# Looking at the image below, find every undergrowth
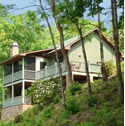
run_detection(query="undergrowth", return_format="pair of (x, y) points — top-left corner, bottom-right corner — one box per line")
(0, 74), (124, 126)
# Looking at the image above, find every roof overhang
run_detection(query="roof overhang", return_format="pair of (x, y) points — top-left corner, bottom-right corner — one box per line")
(0, 48), (54, 65)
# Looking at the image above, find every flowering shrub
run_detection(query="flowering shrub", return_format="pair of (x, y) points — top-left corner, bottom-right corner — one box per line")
(27, 80), (61, 105)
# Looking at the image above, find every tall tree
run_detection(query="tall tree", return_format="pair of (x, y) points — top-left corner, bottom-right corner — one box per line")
(54, 0), (92, 95)
(111, 0), (124, 101)
(52, 0), (73, 86)
(39, 0), (65, 111)
(97, 1), (108, 89)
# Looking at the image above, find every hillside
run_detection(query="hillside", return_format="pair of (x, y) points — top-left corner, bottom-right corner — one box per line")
(0, 74), (124, 126)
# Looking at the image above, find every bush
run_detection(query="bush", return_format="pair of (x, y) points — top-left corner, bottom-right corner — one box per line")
(40, 107), (52, 119)
(65, 95), (81, 114)
(53, 94), (61, 104)
(14, 114), (22, 123)
(27, 79), (61, 105)
(105, 60), (115, 76)
(68, 82), (82, 95)
(86, 95), (97, 107)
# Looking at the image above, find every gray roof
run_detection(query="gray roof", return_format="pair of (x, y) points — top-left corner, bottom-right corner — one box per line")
(47, 28), (96, 55)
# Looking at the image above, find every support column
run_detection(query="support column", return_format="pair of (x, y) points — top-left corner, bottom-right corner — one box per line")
(22, 57), (24, 79)
(2, 88), (4, 108)
(22, 57), (25, 104)
(22, 80), (25, 104)
(86, 76), (93, 82)
(66, 74), (69, 88)
(12, 85), (14, 106)
(88, 61), (90, 72)
(3, 66), (4, 85)
(90, 76), (94, 82)
(55, 62), (57, 74)
(12, 62), (14, 82)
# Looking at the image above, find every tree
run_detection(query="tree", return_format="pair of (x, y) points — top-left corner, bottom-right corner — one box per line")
(52, 0), (73, 86)
(39, 0), (65, 111)
(54, 0), (92, 95)
(97, 1), (108, 89)
(111, 0), (124, 101)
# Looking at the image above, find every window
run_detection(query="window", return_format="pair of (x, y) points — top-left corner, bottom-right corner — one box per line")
(55, 55), (63, 63)
(4, 63), (12, 76)
(40, 62), (46, 69)
(24, 57), (35, 71)
(14, 59), (22, 73)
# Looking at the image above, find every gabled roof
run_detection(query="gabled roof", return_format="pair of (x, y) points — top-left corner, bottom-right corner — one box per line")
(46, 27), (124, 59)
(0, 48), (54, 65)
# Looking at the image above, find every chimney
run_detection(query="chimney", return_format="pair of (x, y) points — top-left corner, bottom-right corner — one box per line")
(10, 42), (19, 57)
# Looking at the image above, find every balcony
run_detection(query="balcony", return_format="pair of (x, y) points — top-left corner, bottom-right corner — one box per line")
(3, 61), (101, 85)
(3, 96), (31, 108)
(3, 70), (35, 85)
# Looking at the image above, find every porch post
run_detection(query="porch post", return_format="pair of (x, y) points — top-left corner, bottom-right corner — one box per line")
(22, 57), (24, 79)
(45, 66), (47, 77)
(55, 62), (57, 74)
(12, 85), (14, 106)
(12, 62), (14, 82)
(2, 87), (4, 108)
(3, 66), (4, 85)
(22, 57), (25, 104)
(22, 80), (25, 104)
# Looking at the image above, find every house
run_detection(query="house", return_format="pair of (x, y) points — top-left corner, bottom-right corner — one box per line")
(0, 28), (123, 120)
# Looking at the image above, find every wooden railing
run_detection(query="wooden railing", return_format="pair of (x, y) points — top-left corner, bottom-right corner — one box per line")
(3, 96), (31, 108)
(3, 61), (101, 85)
(36, 62), (67, 80)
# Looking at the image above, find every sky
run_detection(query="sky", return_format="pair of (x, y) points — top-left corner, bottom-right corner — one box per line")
(0, 0), (123, 29)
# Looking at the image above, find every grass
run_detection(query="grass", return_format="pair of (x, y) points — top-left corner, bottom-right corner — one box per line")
(0, 74), (124, 126)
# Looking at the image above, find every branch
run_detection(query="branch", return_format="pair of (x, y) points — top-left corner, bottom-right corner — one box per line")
(9, 5), (40, 13)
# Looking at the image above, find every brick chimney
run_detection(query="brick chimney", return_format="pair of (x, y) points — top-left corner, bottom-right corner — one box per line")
(10, 42), (19, 57)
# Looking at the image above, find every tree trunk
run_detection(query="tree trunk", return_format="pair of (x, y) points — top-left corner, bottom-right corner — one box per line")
(76, 24), (91, 96)
(39, 0), (65, 111)
(97, 2), (108, 89)
(111, 0), (124, 101)
(52, 0), (73, 85)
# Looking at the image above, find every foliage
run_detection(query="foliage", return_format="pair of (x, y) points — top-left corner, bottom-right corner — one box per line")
(68, 82), (82, 95)
(40, 107), (52, 119)
(86, 95), (97, 107)
(65, 95), (82, 114)
(105, 60), (115, 76)
(120, 61), (124, 71)
(53, 94), (61, 104)
(27, 80), (61, 105)
(14, 114), (22, 124)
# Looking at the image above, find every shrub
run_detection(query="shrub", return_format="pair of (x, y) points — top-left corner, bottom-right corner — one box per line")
(14, 114), (22, 123)
(86, 95), (97, 107)
(53, 94), (61, 104)
(68, 82), (82, 95)
(36, 118), (45, 126)
(40, 107), (52, 119)
(105, 60), (115, 76)
(65, 95), (81, 114)
(27, 79), (61, 105)
(32, 105), (42, 115)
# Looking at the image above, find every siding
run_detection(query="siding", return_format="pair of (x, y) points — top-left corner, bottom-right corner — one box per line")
(69, 33), (116, 64)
